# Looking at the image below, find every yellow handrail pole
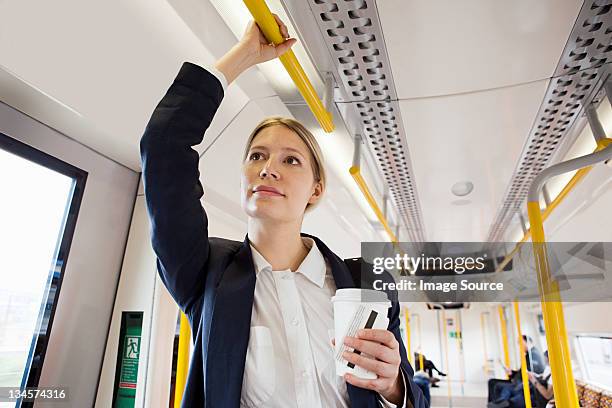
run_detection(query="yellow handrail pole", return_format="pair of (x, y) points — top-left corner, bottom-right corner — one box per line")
(349, 166), (398, 241)
(513, 301), (532, 408)
(528, 204), (578, 405)
(525, 138), (612, 407)
(419, 352), (424, 374)
(498, 305), (511, 378)
(404, 307), (411, 365)
(480, 312), (490, 374)
(496, 139), (612, 273)
(411, 313), (424, 370)
(243, 0), (334, 132)
(527, 202), (578, 408)
(414, 314), (424, 371)
(441, 309), (452, 402)
(174, 311), (191, 408)
(456, 310), (466, 391)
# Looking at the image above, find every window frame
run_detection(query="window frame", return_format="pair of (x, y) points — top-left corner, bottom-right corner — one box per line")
(575, 333), (612, 391)
(0, 131), (88, 392)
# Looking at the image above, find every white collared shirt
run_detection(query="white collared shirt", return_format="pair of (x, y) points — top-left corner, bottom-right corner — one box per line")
(240, 237), (404, 408)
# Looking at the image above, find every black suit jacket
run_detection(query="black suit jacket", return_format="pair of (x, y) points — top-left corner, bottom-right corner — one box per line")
(140, 62), (427, 408)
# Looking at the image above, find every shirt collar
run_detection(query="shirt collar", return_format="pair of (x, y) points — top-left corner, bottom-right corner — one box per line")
(249, 237), (327, 288)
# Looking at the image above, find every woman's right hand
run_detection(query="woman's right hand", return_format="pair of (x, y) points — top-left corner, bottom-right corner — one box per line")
(215, 15), (297, 85)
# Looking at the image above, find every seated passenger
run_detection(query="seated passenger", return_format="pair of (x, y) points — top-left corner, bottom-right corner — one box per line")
(414, 352), (446, 387)
(524, 336), (546, 375)
(412, 370), (431, 405)
(487, 336), (545, 407)
(529, 351), (553, 408)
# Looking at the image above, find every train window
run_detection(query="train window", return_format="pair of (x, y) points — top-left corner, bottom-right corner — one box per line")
(576, 334), (612, 389)
(0, 133), (86, 393)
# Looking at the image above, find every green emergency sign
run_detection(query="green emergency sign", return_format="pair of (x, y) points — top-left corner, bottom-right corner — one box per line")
(113, 312), (143, 408)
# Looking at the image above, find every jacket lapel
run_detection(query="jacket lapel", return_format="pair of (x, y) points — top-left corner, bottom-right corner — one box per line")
(205, 233), (380, 408)
(205, 235), (256, 408)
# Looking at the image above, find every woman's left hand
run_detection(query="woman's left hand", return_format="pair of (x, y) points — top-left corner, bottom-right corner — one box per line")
(342, 329), (404, 404)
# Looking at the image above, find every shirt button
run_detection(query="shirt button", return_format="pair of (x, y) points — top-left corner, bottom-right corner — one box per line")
(282, 274), (291, 280)
(302, 370), (310, 378)
(291, 318), (299, 326)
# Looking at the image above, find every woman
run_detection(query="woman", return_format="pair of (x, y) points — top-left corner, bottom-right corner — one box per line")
(140, 15), (425, 408)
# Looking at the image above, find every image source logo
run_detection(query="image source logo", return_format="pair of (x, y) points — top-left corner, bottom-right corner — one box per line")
(360, 242), (612, 303)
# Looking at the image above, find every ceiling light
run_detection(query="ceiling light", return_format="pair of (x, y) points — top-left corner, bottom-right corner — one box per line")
(451, 181), (474, 197)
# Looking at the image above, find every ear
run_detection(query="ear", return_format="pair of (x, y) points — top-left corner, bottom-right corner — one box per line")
(308, 181), (324, 205)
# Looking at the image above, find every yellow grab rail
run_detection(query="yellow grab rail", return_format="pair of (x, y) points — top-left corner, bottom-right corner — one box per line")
(350, 166), (398, 242)
(456, 310), (466, 386)
(174, 311), (191, 408)
(498, 305), (511, 378)
(404, 307), (411, 364)
(413, 313), (424, 371)
(480, 312), (490, 374)
(513, 301), (532, 408)
(441, 309), (452, 403)
(527, 202), (578, 408)
(496, 139), (612, 273)
(243, 0), (334, 132)
(524, 138), (612, 407)
(419, 353), (424, 373)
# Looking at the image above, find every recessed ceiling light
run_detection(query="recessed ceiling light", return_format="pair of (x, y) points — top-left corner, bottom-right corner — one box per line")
(451, 181), (474, 197)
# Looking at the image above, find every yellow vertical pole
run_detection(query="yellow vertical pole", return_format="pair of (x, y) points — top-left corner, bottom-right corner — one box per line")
(527, 201), (579, 408)
(413, 313), (424, 371)
(498, 305), (511, 378)
(174, 311), (191, 408)
(513, 301), (532, 408)
(404, 307), (411, 365)
(441, 310), (452, 403)
(456, 310), (465, 387)
(481, 312), (490, 374)
(419, 352), (424, 373)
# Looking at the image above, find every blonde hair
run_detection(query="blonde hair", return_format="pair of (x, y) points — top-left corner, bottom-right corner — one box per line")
(243, 117), (326, 211)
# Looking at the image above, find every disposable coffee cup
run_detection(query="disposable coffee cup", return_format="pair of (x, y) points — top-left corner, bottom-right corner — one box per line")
(332, 288), (391, 379)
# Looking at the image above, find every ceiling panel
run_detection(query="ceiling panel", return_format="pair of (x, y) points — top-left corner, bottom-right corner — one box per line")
(0, 0), (275, 171)
(399, 78), (549, 241)
(378, 0), (582, 98)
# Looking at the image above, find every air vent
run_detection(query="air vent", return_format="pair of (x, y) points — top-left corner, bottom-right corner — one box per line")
(308, 0), (426, 241)
(487, 0), (612, 243)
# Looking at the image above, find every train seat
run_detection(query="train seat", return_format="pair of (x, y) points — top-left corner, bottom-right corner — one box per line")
(579, 381), (604, 408)
(599, 390), (612, 408)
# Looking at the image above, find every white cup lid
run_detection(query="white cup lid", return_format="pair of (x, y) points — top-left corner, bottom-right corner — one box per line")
(332, 288), (389, 303)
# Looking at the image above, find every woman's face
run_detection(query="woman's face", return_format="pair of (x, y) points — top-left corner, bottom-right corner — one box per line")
(241, 125), (323, 223)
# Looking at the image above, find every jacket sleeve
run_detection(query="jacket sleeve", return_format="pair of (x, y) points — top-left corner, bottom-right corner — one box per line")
(140, 62), (224, 314)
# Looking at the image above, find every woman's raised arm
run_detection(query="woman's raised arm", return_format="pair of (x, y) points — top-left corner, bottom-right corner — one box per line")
(140, 62), (224, 314)
(139, 17), (295, 314)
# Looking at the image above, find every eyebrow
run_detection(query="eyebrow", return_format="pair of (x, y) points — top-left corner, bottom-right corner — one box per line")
(249, 145), (306, 157)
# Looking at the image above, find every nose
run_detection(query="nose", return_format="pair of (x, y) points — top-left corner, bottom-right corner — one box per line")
(259, 159), (280, 180)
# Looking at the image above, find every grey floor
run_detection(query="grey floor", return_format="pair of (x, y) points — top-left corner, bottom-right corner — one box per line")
(428, 380), (488, 407)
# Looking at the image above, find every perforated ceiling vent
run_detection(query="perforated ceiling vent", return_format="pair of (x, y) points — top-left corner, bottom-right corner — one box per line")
(308, 0), (426, 241)
(487, 0), (612, 243)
